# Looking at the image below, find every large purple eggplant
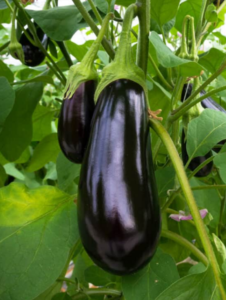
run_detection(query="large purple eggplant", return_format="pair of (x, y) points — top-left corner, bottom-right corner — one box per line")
(78, 79), (161, 275)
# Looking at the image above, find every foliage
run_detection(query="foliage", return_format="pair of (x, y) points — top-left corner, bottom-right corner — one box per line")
(1, 0), (226, 299)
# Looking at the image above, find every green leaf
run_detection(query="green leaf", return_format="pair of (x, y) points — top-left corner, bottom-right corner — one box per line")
(199, 48), (225, 73)
(56, 152), (81, 192)
(189, 178), (221, 228)
(0, 0), (12, 9)
(212, 234), (226, 272)
(205, 4), (218, 23)
(84, 265), (117, 287)
(0, 183), (79, 300)
(0, 77), (15, 130)
(33, 282), (62, 300)
(115, 0), (130, 6)
(52, 293), (72, 300)
(156, 267), (225, 300)
(0, 82), (43, 161)
(72, 252), (94, 288)
(214, 153), (226, 183)
(0, 61), (14, 82)
(187, 109), (226, 158)
(155, 166), (175, 198)
(175, 0), (202, 32)
(149, 32), (203, 76)
(65, 40), (94, 62)
(151, 0), (180, 26)
(26, 133), (60, 172)
(32, 104), (55, 141)
(0, 164), (7, 187)
(27, 3), (92, 41)
(122, 249), (179, 300)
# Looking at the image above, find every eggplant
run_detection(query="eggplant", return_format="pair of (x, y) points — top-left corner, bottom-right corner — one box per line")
(78, 79), (161, 275)
(19, 24), (48, 67)
(58, 80), (96, 164)
(181, 84), (213, 177)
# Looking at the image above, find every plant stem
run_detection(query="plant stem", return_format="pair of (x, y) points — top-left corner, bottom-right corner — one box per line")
(12, 0), (66, 85)
(186, 155), (215, 177)
(87, 0), (102, 24)
(136, 0), (150, 76)
(71, 288), (122, 299)
(72, 0), (115, 60)
(170, 84), (226, 122)
(196, 0), (208, 41)
(56, 41), (73, 67)
(161, 229), (208, 266)
(57, 277), (76, 284)
(149, 118), (226, 299)
(218, 192), (226, 237)
(169, 62), (226, 122)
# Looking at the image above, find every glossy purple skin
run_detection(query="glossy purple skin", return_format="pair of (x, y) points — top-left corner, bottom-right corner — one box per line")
(78, 79), (161, 275)
(58, 81), (96, 164)
(19, 26), (48, 67)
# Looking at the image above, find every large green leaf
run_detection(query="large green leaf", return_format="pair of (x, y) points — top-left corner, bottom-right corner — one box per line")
(156, 267), (225, 300)
(149, 32), (203, 76)
(65, 40), (94, 62)
(214, 153), (226, 183)
(26, 133), (60, 172)
(32, 104), (55, 141)
(0, 61), (14, 82)
(199, 48), (225, 73)
(0, 82), (43, 161)
(0, 77), (15, 130)
(84, 265), (118, 287)
(122, 249), (179, 300)
(0, 183), (79, 300)
(27, 2), (92, 41)
(33, 282), (62, 300)
(187, 109), (226, 158)
(151, 0), (180, 27)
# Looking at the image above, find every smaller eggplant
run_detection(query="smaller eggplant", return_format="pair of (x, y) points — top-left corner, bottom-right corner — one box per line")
(181, 84), (213, 177)
(19, 24), (48, 67)
(58, 81), (96, 164)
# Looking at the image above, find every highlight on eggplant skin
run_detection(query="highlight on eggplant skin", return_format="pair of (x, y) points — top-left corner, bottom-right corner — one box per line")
(78, 79), (161, 275)
(58, 81), (96, 164)
(19, 24), (48, 67)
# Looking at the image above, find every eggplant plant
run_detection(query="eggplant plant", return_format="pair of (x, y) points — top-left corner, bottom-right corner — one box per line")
(1, 0), (226, 299)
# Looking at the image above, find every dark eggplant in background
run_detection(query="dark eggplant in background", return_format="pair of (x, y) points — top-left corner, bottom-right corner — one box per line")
(78, 79), (161, 275)
(213, 0), (224, 5)
(181, 84), (213, 177)
(19, 24), (48, 67)
(58, 81), (96, 164)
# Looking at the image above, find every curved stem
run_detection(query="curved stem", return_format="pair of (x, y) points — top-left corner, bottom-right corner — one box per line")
(87, 0), (102, 24)
(56, 41), (73, 67)
(170, 85), (226, 122)
(136, 0), (150, 76)
(72, 288), (122, 300)
(161, 229), (208, 266)
(72, 0), (115, 60)
(150, 118), (226, 299)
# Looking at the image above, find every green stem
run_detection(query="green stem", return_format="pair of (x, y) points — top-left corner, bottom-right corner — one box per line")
(72, 288), (122, 300)
(149, 118), (226, 299)
(57, 277), (76, 285)
(87, 0), (102, 24)
(186, 155), (214, 177)
(161, 229), (208, 266)
(72, 0), (115, 59)
(43, 0), (52, 9)
(12, 0), (66, 85)
(192, 185), (226, 191)
(196, 0), (208, 41)
(219, 192), (226, 237)
(136, 0), (150, 76)
(56, 41), (73, 67)
(148, 54), (173, 90)
(170, 84), (226, 122)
